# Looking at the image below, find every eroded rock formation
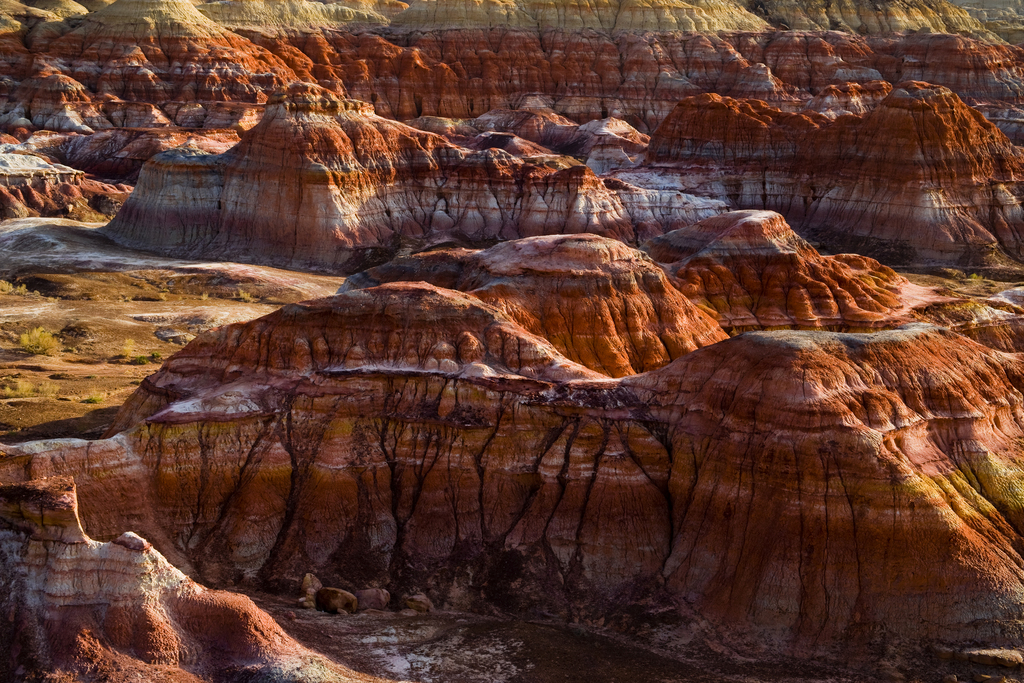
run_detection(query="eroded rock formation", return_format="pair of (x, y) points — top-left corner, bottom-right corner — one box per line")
(0, 476), (371, 682)
(103, 82), (722, 273)
(343, 234), (728, 376)
(3, 284), (1024, 658)
(643, 210), (912, 331)
(638, 82), (1024, 269)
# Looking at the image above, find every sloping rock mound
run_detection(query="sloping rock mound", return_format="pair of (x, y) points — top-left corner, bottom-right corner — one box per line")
(343, 234), (727, 376)
(4, 287), (1024, 657)
(103, 83), (722, 273)
(643, 210), (911, 331)
(641, 82), (1024, 269)
(0, 476), (371, 682)
(0, 145), (127, 219)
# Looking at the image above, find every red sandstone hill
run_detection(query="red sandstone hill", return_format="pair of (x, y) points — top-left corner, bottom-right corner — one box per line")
(643, 210), (912, 331)
(641, 82), (1024, 269)
(342, 233), (728, 376)
(102, 82), (722, 273)
(3, 284), (1024, 660)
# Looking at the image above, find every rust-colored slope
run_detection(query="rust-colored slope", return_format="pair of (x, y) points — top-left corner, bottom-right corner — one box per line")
(344, 234), (727, 376)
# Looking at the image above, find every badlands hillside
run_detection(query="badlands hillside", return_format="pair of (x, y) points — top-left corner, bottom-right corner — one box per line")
(6, 0), (1024, 680)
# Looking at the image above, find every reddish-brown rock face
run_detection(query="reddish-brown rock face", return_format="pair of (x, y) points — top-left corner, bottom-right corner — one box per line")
(103, 82), (722, 273)
(0, 477), (370, 682)
(641, 82), (1024, 268)
(643, 210), (911, 331)
(344, 234), (728, 376)
(5, 285), (1024, 658)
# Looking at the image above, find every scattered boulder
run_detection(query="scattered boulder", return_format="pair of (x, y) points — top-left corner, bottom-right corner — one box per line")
(301, 572), (323, 596)
(355, 588), (390, 611)
(942, 675), (957, 683)
(398, 608), (420, 617)
(405, 593), (434, 613)
(967, 650), (1023, 667)
(316, 587), (358, 614)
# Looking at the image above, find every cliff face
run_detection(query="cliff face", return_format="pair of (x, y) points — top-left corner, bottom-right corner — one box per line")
(643, 210), (911, 331)
(640, 82), (1024, 269)
(102, 82), (723, 273)
(5, 283), (1024, 657)
(0, 477), (371, 682)
(342, 234), (728, 376)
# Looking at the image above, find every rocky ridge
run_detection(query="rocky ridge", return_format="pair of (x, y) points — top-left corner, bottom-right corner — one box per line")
(637, 82), (1024, 270)
(3, 285), (1024, 660)
(643, 210), (913, 331)
(342, 233), (728, 376)
(102, 82), (722, 273)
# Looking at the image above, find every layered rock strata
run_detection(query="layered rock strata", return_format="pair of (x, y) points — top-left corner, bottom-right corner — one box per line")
(638, 82), (1024, 268)
(0, 145), (126, 218)
(0, 476), (371, 682)
(342, 234), (728, 376)
(103, 83), (723, 273)
(643, 210), (910, 331)
(4, 285), (1024, 657)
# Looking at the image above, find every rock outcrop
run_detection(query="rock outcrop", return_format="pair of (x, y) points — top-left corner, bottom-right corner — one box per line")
(5, 284), (1024, 657)
(643, 210), (911, 331)
(0, 476), (372, 682)
(343, 234), (728, 376)
(0, 144), (127, 218)
(639, 82), (1024, 269)
(103, 83), (723, 273)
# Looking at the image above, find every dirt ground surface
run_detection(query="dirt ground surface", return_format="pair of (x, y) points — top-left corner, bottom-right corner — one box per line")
(0, 218), (345, 442)
(250, 592), (868, 683)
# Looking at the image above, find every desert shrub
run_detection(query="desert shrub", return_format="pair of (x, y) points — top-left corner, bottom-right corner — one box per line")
(19, 328), (59, 356)
(120, 338), (136, 358)
(83, 394), (103, 404)
(237, 289), (255, 303)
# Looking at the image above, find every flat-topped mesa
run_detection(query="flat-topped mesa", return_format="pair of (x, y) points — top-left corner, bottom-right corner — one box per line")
(644, 210), (910, 331)
(642, 82), (1024, 269)
(0, 477), (365, 682)
(103, 83), (720, 273)
(343, 234), (728, 377)
(8, 322), (1024, 659)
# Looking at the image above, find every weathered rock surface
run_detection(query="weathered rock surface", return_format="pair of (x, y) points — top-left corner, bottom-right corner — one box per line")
(103, 82), (722, 273)
(643, 210), (913, 331)
(354, 588), (391, 610)
(4, 284), (1024, 657)
(316, 587), (358, 613)
(0, 144), (127, 218)
(639, 82), (1024, 269)
(0, 476), (373, 682)
(343, 234), (727, 376)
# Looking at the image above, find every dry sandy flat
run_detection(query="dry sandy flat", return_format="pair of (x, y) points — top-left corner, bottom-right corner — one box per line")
(0, 218), (345, 442)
